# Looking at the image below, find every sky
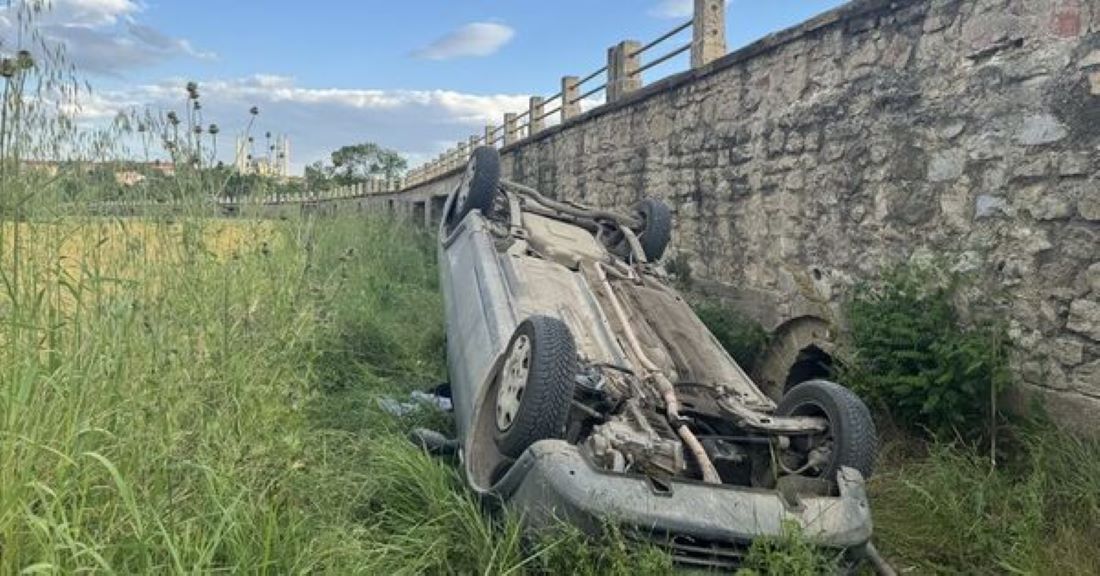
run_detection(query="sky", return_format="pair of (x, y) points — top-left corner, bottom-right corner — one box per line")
(13, 0), (848, 174)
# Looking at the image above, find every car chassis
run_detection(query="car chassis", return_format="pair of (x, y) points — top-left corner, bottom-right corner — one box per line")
(427, 147), (885, 570)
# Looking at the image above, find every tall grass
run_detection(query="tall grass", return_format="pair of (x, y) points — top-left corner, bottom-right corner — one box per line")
(871, 428), (1100, 575)
(0, 208), (679, 573)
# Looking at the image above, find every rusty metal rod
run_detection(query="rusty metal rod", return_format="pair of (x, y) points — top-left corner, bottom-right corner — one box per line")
(594, 262), (721, 484)
(631, 42), (692, 78)
(499, 179), (642, 228)
(577, 65), (608, 87)
(571, 82), (607, 105)
(536, 105), (563, 122)
(630, 20), (692, 57)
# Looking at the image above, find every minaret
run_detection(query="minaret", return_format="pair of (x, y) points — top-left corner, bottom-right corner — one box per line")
(234, 135), (247, 172)
(280, 136), (291, 177)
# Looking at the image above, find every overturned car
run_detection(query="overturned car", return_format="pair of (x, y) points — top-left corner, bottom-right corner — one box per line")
(428, 147), (879, 569)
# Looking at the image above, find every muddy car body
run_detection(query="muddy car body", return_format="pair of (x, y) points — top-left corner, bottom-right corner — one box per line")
(435, 147), (877, 568)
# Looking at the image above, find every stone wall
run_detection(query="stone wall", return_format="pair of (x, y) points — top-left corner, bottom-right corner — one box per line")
(405, 0), (1100, 433)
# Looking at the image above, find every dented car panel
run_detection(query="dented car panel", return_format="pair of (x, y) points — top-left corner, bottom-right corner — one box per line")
(496, 441), (873, 559)
(437, 147), (877, 568)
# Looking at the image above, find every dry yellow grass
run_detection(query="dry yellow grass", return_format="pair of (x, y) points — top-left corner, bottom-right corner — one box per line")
(0, 218), (281, 313)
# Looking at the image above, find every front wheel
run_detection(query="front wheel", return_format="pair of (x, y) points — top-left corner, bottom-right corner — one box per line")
(494, 316), (577, 458)
(776, 380), (877, 482)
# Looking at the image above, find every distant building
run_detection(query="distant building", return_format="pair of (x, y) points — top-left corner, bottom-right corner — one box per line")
(23, 160), (175, 185)
(235, 134), (291, 179)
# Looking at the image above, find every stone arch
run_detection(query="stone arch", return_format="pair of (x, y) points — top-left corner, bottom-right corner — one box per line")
(754, 315), (836, 401)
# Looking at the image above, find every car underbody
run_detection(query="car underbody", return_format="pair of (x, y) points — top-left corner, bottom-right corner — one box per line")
(433, 147), (884, 571)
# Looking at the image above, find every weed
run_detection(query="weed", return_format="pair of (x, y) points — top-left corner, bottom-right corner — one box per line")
(693, 299), (769, 371)
(841, 264), (1011, 442)
(871, 427), (1100, 575)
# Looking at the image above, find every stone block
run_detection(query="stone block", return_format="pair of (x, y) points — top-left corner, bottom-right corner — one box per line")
(1003, 383), (1100, 436)
(1081, 49), (1100, 69)
(1024, 184), (1077, 220)
(1059, 153), (1091, 176)
(1011, 155), (1050, 179)
(975, 194), (1009, 219)
(941, 183), (972, 229)
(1067, 299), (1100, 341)
(1032, 194), (1074, 220)
(1015, 113), (1068, 145)
(1052, 1), (1082, 38)
(928, 149), (966, 181)
(1050, 337), (1086, 367)
(1015, 226), (1054, 254)
(1073, 360), (1100, 397)
(1062, 226), (1099, 260)
(1085, 262), (1100, 293)
(940, 120), (966, 140)
(923, 0), (960, 33)
(1079, 190), (1100, 221)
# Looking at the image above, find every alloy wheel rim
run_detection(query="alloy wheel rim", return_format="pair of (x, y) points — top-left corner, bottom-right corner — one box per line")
(496, 334), (531, 431)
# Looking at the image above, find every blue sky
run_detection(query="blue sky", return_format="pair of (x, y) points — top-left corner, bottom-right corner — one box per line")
(27, 0), (847, 173)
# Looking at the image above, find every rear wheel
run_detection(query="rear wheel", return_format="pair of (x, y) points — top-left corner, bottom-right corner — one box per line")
(452, 146), (500, 223)
(776, 380), (876, 482)
(494, 316), (577, 458)
(633, 198), (672, 262)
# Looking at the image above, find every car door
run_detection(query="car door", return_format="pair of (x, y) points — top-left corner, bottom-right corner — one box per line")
(439, 202), (518, 440)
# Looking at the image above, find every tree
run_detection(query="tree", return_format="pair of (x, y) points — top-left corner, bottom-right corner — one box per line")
(328, 142), (407, 184)
(305, 160), (334, 192)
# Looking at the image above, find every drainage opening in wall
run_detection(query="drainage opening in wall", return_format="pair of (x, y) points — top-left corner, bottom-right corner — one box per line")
(785, 345), (834, 393)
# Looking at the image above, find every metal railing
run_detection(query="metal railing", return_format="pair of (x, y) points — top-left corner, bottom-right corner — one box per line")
(406, 0), (727, 187)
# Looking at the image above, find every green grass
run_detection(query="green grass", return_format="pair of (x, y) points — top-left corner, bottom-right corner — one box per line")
(0, 209), (679, 574)
(870, 428), (1100, 575)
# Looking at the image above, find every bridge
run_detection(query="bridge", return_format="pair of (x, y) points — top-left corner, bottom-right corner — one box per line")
(165, 0), (1097, 433)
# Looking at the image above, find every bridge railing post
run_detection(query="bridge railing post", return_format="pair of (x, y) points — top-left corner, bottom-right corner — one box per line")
(692, 0), (726, 68)
(608, 40), (642, 102)
(485, 125), (496, 148)
(529, 96), (545, 135)
(504, 113), (518, 147)
(456, 142), (468, 166)
(561, 76), (580, 122)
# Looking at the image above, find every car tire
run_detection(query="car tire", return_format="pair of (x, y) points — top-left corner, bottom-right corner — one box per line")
(494, 316), (577, 458)
(777, 380), (877, 481)
(634, 198), (672, 262)
(452, 146), (500, 223)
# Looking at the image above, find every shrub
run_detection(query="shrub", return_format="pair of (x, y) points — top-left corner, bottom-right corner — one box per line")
(841, 265), (1010, 440)
(694, 300), (769, 371)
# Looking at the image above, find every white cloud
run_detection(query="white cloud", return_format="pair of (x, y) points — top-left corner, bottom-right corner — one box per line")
(413, 22), (515, 60)
(648, 0), (731, 19)
(0, 0), (214, 75)
(51, 0), (138, 26)
(82, 75), (531, 173)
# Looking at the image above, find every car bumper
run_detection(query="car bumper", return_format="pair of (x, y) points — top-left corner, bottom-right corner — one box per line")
(491, 440), (872, 567)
